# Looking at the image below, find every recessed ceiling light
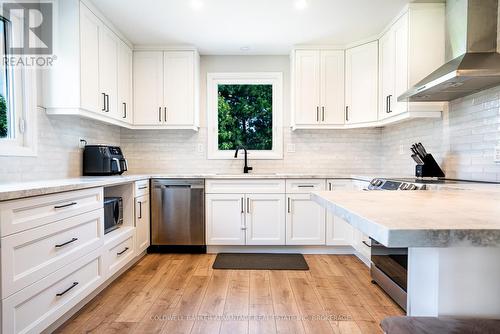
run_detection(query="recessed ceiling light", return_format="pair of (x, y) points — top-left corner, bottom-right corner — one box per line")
(294, 0), (308, 10)
(240, 46), (250, 52)
(190, 0), (204, 10)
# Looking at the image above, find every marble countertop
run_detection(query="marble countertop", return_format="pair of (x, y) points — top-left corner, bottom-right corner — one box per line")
(0, 173), (373, 201)
(311, 189), (500, 248)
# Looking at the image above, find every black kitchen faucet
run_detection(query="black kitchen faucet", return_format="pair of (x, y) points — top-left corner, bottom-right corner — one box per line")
(234, 146), (253, 173)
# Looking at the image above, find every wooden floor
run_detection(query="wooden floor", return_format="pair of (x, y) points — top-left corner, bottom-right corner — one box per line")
(55, 254), (404, 334)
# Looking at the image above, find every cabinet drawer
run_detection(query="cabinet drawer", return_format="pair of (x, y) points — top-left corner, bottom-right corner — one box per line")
(105, 230), (135, 277)
(206, 179), (285, 194)
(134, 180), (150, 197)
(286, 179), (326, 193)
(0, 187), (103, 237)
(1, 209), (104, 298)
(2, 249), (104, 334)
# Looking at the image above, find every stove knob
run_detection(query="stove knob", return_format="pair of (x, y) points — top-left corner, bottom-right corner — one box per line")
(376, 180), (384, 186)
(399, 183), (408, 190)
(409, 184), (417, 190)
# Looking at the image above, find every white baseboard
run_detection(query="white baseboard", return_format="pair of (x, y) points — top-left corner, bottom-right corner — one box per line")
(207, 245), (355, 254)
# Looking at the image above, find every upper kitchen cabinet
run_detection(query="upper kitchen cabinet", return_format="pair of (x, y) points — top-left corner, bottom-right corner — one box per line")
(44, 0), (134, 127)
(291, 49), (345, 129)
(133, 50), (200, 130)
(345, 41), (379, 125)
(117, 40), (133, 123)
(378, 3), (445, 122)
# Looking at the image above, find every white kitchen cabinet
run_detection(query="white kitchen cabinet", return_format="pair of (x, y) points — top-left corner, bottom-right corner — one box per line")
(353, 229), (371, 261)
(44, 0), (134, 128)
(292, 49), (344, 128)
(286, 193), (326, 245)
(133, 51), (164, 125)
(98, 23), (118, 118)
(206, 194), (246, 245)
(163, 51), (196, 125)
(378, 4), (445, 121)
(325, 180), (354, 246)
(133, 50), (199, 129)
(117, 40), (133, 123)
(245, 194), (286, 245)
(79, 2), (100, 114)
(345, 41), (379, 125)
(135, 194), (150, 254)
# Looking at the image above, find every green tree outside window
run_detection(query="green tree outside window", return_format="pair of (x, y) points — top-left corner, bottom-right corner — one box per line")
(218, 84), (273, 151)
(0, 95), (7, 138)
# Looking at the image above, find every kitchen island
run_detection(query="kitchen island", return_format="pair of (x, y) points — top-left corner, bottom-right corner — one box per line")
(312, 189), (500, 319)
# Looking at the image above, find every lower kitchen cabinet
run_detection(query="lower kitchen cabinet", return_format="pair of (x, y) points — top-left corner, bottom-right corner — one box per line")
(286, 193), (326, 245)
(206, 193), (286, 246)
(326, 179), (354, 246)
(206, 194), (245, 245)
(353, 230), (372, 261)
(246, 194), (286, 245)
(135, 194), (150, 254)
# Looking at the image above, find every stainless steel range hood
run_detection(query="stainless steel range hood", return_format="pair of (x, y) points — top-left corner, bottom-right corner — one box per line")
(399, 0), (500, 102)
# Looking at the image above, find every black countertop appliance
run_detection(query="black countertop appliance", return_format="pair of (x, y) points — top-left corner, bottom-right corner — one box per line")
(83, 145), (128, 176)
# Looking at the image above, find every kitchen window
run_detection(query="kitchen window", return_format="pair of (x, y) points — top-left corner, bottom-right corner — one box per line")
(0, 13), (37, 156)
(207, 72), (283, 159)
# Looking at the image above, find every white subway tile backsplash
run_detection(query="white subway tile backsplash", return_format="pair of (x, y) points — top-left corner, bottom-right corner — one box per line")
(1, 82), (500, 183)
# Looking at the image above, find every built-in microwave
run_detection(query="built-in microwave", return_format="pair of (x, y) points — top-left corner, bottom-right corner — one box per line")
(104, 197), (123, 234)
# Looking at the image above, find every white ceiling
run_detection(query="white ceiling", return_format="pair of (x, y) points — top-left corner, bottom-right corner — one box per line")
(91, 0), (412, 55)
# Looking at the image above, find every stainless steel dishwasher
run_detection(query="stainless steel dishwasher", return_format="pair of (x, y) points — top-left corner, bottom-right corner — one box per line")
(150, 179), (205, 253)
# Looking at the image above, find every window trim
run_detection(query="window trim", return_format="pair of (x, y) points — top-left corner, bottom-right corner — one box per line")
(0, 13), (37, 157)
(207, 72), (283, 160)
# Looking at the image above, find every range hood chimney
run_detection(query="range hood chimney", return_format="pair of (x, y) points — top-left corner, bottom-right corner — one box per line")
(399, 0), (500, 102)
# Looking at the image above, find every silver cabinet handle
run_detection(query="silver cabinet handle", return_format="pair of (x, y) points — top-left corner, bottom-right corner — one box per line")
(164, 107), (167, 123)
(328, 182), (332, 191)
(159, 107), (162, 122)
(316, 106), (319, 122)
(345, 106), (349, 122)
(123, 102), (127, 118)
(138, 201), (142, 219)
(298, 185), (315, 188)
(321, 106), (325, 121)
(55, 238), (78, 248)
(56, 282), (79, 297)
(287, 197), (291, 213)
(241, 197), (244, 213)
(138, 185), (147, 190)
(246, 197), (250, 213)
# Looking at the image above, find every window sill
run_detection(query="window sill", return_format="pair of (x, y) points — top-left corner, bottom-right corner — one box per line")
(207, 151), (283, 160)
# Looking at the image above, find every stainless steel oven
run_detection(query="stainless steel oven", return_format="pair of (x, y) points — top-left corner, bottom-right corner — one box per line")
(370, 238), (408, 311)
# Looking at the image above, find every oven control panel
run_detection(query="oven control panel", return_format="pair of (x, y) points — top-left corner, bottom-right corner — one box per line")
(368, 179), (426, 191)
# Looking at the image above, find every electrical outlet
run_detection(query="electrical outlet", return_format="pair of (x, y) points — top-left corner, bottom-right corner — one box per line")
(78, 138), (87, 149)
(399, 143), (405, 155)
(197, 143), (204, 153)
(287, 144), (296, 153)
(494, 146), (500, 163)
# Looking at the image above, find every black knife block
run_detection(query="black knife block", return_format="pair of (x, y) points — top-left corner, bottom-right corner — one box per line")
(415, 154), (445, 178)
